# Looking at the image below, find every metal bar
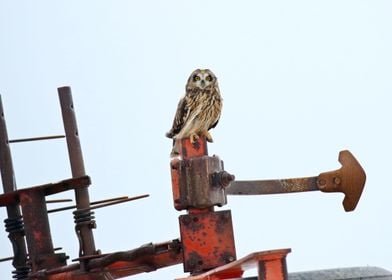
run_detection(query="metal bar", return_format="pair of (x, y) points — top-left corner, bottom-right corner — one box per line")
(0, 256), (13, 262)
(9, 135), (65, 143)
(0, 248), (63, 263)
(0, 95), (28, 270)
(46, 199), (73, 203)
(58, 86), (97, 258)
(19, 189), (61, 271)
(87, 239), (183, 276)
(226, 177), (318, 195)
(0, 176), (91, 207)
(36, 240), (182, 280)
(48, 196), (128, 213)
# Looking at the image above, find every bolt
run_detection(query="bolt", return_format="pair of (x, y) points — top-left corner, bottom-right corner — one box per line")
(213, 171), (235, 188)
(317, 178), (326, 187)
(89, 220), (97, 229)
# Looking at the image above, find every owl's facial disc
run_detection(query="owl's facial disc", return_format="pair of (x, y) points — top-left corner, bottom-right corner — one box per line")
(193, 71), (214, 89)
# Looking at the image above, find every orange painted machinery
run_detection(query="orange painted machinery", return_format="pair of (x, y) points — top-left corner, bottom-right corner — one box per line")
(0, 87), (366, 279)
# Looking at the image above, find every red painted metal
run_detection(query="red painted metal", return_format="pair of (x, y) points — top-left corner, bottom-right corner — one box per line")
(171, 138), (209, 210)
(170, 137), (231, 210)
(171, 137), (238, 276)
(177, 249), (291, 280)
(19, 189), (67, 271)
(179, 137), (208, 160)
(40, 240), (183, 280)
(171, 155), (228, 210)
(0, 177), (91, 274)
(0, 177), (91, 207)
(0, 87), (306, 280)
(179, 210), (236, 273)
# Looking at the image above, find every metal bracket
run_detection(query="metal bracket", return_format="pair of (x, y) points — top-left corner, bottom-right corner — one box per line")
(226, 150), (366, 212)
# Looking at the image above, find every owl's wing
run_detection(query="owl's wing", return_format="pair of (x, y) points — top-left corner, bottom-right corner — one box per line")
(166, 97), (189, 138)
(208, 86), (221, 131)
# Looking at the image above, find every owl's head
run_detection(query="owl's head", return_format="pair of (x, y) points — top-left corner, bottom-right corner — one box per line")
(186, 69), (217, 90)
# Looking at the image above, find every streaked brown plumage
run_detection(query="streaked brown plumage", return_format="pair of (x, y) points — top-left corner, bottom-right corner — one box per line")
(166, 69), (222, 156)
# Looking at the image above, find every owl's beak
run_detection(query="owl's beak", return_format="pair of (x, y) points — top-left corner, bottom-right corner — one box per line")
(200, 80), (206, 88)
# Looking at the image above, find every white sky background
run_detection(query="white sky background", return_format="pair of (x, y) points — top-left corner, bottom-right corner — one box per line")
(0, 1), (391, 279)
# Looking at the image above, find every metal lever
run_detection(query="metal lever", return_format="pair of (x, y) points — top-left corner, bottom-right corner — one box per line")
(317, 150), (366, 212)
(226, 150), (366, 212)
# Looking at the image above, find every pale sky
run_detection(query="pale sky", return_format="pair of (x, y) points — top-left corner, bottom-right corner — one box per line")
(1, 1), (392, 279)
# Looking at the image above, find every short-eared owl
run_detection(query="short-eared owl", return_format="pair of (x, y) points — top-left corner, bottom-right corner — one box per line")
(166, 69), (222, 155)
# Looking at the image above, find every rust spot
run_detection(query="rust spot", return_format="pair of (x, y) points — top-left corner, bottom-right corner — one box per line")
(186, 251), (203, 271)
(220, 251), (235, 264)
(193, 139), (201, 150)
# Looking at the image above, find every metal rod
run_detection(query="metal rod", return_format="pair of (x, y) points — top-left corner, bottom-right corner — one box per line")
(86, 194), (149, 211)
(0, 95), (28, 269)
(58, 86), (96, 259)
(90, 196), (129, 206)
(48, 196), (130, 213)
(46, 199), (73, 203)
(9, 135), (65, 143)
(0, 248), (63, 263)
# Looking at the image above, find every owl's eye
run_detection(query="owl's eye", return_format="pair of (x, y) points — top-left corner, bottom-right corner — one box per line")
(193, 75), (201, 81)
(205, 75), (213, 82)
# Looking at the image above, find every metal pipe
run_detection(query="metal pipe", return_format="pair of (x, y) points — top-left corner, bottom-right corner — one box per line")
(0, 95), (28, 270)
(58, 87), (97, 259)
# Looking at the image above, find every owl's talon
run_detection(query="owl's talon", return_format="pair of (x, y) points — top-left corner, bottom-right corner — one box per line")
(190, 134), (199, 144)
(205, 132), (213, 143)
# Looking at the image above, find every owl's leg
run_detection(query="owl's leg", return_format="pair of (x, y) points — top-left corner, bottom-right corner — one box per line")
(204, 131), (213, 143)
(189, 133), (199, 144)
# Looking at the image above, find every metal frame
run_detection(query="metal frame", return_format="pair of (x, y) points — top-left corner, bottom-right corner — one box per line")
(0, 87), (366, 280)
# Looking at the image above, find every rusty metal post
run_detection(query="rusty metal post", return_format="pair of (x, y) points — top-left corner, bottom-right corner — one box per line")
(171, 137), (236, 275)
(58, 87), (97, 260)
(0, 95), (29, 278)
(19, 189), (66, 271)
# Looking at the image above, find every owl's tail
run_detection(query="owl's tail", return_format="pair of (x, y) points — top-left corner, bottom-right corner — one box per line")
(166, 130), (175, 139)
